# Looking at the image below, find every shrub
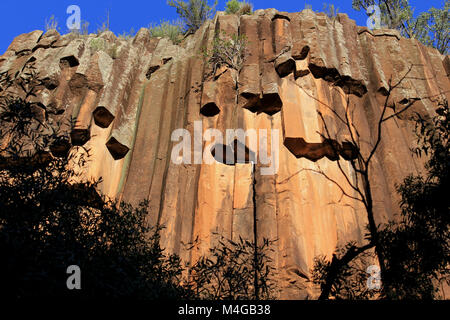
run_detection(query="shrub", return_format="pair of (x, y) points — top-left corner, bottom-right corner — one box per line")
(167, 0), (217, 34)
(188, 236), (277, 300)
(239, 1), (253, 15)
(96, 10), (110, 35)
(323, 3), (339, 20)
(89, 38), (119, 59)
(45, 15), (58, 32)
(203, 31), (247, 75)
(118, 28), (136, 41)
(225, 0), (241, 14)
(225, 0), (253, 15)
(0, 62), (277, 300)
(148, 20), (184, 44)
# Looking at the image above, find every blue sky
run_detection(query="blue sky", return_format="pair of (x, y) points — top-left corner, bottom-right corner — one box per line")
(0, 0), (445, 54)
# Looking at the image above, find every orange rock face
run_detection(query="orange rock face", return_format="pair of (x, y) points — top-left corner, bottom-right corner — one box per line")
(1, 9), (448, 299)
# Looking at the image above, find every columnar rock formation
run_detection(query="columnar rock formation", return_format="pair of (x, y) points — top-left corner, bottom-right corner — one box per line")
(1, 9), (448, 299)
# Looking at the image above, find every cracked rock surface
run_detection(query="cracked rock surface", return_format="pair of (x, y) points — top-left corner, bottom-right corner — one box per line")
(1, 9), (449, 299)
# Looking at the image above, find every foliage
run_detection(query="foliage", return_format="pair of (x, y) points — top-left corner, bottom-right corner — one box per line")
(188, 236), (277, 300)
(225, 0), (253, 15)
(323, 3), (339, 19)
(305, 63), (449, 299)
(240, 2), (253, 15)
(378, 99), (449, 299)
(203, 31), (247, 75)
(96, 10), (111, 35)
(0, 64), (276, 300)
(45, 15), (59, 32)
(410, 2), (449, 59)
(167, 0), (218, 34)
(312, 242), (379, 300)
(311, 96), (449, 300)
(0, 66), (189, 300)
(0, 63), (65, 161)
(81, 21), (90, 36)
(352, 0), (449, 54)
(226, 0), (241, 14)
(118, 28), (136, 41)
(90, 38), (119, 59)
(148, 20), (184, 44)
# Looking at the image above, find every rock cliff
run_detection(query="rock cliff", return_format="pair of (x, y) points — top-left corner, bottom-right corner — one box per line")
(1, 9), (448, 299)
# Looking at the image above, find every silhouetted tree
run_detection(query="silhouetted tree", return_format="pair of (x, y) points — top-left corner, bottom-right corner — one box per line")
(0, 65), (190, 300)
(0, 64), (276, 300)
(187, 236), (277, 300)
(309, 65), (449, 299)
(353, 0), (449, 54)
(378, 98), (449, 299)
(167, 0), (218, 35)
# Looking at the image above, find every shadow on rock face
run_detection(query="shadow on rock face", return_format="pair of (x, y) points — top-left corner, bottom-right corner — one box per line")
(210, 139), (256, 165)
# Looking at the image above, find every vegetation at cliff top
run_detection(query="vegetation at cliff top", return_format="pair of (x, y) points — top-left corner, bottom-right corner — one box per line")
(225, 0), (253, 15)
(148, 19), (184, 44)
(43, 0), (447, 54)
(167, 0), (218, 34)
(353, 0), (449, 54)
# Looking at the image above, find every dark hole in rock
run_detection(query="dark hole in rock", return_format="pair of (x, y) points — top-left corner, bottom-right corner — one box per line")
(339, 141), (359, 160)
(50, 139), (72, 158)
(399, 98), (410, 105)
(240, 91), (258, 100)
(322, 139), (341, 161)
(275, 58), (295, 78)
(70, 128), (90, 146)
(377, 86), (389, 96)
(241, 92), (261, 113)
(293, 45), (310, 60)
(42, 77), (59, 90)
(260, 92), (283, 115)
(308, 64), (340, 81)
(106, 137), (130, 160)
(162, 57), (172, 64)
(335, 76), (368, 97)
(309, 63), (367, 97)
(284, 137), (343, 162)
(60, 55), (79, 68)
(211, 143), (235, 165)
(241, 92), (282, 116)
(93, 106), (115, 128)
(231, 139), (256, 164)
(146, 65), (160, 79)
(294, 69), (310, 79)
(210, 139), (256, 165)
(272, 13), (291, 22)
(200, 102), (220, 117)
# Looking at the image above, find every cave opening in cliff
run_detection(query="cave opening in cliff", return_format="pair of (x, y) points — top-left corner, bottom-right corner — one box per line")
(93, 106), (115, 128)
(200, 102), (220, 117)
